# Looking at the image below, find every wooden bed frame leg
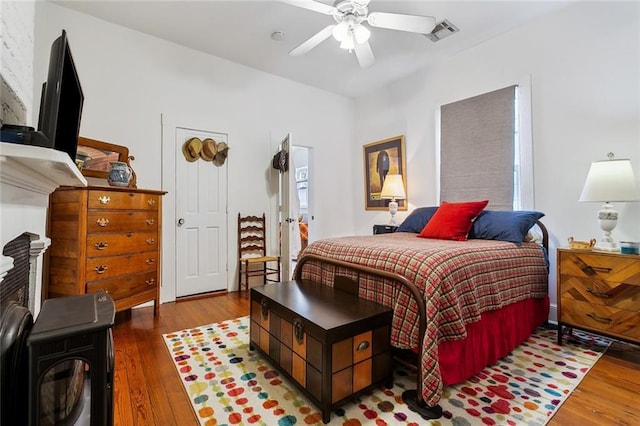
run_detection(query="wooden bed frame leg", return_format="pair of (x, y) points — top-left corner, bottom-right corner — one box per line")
(401, 390), (443, 419)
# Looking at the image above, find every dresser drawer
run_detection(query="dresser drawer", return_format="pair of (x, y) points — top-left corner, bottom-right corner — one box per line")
(558, 275), (640, 311)
(560, 298), (640, 340)
(86, 271), (158, 300)
(558, 251), (640, 284)
(88, 190), (160, 210)
(87, 231), (158, 256)
(86, 252), (158, 281)
(87, 211), (159, 233)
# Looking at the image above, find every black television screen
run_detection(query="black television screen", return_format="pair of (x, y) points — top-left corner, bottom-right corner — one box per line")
(37, 29), (84, 162)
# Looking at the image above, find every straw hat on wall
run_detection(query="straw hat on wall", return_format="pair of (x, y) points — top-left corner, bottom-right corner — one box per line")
(200, 138), (218, 161)
(213, 142), (229, 166)
(182, 137), (202, 162)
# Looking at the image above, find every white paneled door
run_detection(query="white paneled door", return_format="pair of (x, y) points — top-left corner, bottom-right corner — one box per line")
(175, 127), (228, 297)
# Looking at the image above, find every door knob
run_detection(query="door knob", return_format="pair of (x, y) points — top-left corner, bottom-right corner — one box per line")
(177, 218), (185, 226)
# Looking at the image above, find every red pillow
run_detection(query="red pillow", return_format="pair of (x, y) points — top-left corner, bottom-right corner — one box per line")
(418, 200), (489, 241)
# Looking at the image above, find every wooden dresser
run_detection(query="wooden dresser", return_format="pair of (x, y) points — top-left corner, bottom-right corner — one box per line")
(250, 280), (392, 424)
(47, 186), (166, 314)
(557, 248), (640, 345)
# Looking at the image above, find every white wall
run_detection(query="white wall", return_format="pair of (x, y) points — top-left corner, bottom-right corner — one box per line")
(353, 1), (640, 319)
(25, 1), (640, 313)
(34, 2), (356, 302)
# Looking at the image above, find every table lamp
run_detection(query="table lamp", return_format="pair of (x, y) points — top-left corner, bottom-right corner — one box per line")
(381, 174), (406, 225)
(579, 153), (640, 251)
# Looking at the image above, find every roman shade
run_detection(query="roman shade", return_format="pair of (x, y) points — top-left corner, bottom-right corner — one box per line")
(440, 85), (516, 210)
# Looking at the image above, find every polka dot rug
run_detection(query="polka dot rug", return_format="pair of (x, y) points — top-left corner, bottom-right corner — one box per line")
(163, 317), (609, 426)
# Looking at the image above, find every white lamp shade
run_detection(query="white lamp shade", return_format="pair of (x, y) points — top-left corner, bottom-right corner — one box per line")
(353, 23), (371, 44)
(381, 174), (406, 200)
(579, 159), (640, 202)
(332, 21), (349, 41)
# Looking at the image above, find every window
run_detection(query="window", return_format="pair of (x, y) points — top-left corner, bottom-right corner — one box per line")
(438, 82), (533, 210)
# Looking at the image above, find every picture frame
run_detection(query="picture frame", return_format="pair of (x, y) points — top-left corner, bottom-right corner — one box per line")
(363, 135), (407, 210)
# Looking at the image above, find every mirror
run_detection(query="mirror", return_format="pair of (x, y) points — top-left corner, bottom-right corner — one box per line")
(76, 136), (136, 186)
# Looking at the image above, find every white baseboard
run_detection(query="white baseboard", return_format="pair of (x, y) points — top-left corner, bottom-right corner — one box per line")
(548, 303), (557, 324)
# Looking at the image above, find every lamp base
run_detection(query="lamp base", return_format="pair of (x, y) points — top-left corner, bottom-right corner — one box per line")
(594, 232), (619, 252)
(594, 206), (620, 252)
(388, 199), (398, 225)
(594, 241), (619, 252)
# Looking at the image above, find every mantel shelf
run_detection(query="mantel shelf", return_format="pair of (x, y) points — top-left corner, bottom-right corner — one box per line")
(0, 142), (87, 194)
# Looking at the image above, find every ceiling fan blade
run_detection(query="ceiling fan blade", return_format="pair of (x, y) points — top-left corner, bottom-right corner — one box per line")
(279, 0), (336, 15)
(289, 25), (335, 56)
(354, 40), (375, 68)
(367, 12), (436, 34)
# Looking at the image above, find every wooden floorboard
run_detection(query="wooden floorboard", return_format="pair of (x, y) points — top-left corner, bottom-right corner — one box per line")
(112, 292), (640, 426)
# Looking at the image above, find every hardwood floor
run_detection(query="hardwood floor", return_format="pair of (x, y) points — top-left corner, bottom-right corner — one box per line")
(112, 293), (640, 425)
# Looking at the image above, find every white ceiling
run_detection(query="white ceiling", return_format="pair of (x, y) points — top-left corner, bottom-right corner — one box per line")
(55, 0), (575, 98)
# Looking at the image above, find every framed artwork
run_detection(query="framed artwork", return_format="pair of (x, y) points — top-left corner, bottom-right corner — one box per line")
(363, 135), (407, 210)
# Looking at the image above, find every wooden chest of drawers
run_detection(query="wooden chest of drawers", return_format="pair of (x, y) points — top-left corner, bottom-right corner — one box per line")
(250, 280), (393, 424)
(47, 186), (166, 314)
(557, 248), (640, 344)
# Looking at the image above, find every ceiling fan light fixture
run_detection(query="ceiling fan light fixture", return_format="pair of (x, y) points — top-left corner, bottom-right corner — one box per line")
(353, 23), (370, 44)
(332, 21), (349, 41)
(339, 32), (355, 50)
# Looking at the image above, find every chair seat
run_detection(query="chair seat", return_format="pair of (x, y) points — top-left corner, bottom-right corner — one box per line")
(241, 256), (280, 264)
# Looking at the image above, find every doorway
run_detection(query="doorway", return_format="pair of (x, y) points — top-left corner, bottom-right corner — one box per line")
(174, 127), (228, 297)
(292, 146), (311, 261)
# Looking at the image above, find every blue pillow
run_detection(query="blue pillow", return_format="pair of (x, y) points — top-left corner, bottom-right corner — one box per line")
(469, 210), (545, 245)
(397, 206), (439, 233)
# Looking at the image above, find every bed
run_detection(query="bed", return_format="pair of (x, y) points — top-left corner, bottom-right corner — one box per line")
(293, 207), (549, 419)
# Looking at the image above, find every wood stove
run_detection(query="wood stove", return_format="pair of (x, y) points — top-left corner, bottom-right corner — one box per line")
(27, 293), (115, 426)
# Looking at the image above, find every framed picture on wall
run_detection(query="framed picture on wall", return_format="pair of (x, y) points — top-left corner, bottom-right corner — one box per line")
(363, 135), (407, 210)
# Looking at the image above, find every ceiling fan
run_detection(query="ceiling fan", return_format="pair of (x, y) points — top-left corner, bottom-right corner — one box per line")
(281, 0), (436, 68)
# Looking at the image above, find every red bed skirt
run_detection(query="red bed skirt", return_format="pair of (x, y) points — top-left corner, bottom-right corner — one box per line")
(438, 296), (550, 385)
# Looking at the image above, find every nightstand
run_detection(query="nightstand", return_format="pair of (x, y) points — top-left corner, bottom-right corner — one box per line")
(556, 248), (640, 345)
(373, 224), (398, 235)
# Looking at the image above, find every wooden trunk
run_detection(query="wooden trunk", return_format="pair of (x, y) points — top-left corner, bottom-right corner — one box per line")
(250, 280), (393, 424)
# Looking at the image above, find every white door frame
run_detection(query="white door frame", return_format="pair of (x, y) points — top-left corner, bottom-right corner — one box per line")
(160, 113), (229, 303)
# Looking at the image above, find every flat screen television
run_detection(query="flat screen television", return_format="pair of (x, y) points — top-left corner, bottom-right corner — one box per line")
(37, 29), (84, 162)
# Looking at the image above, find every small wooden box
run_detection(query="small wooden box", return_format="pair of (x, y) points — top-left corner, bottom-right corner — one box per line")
(250, 280), (393, 424)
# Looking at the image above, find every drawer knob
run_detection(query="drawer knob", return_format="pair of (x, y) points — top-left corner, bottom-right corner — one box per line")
(146, 238), (156, 245)
(95, 265), (108, 274)
(148, 199), (156, 206)
(586, 312), (613, 323)
(260, 299), (268, 319)
(98, 196), (110, 204)
(356, 340), (370, 352)
(97, 218), (110, 227)
(293, 318), (304, 345)
(146, 258), (155, 265)
(94, 241), (109, 250)
(146, 278), (156, 286)
(146, 219), (155, 225)
(586, 288), (611, 298)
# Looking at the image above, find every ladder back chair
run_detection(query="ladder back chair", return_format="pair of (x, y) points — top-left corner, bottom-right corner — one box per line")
(238, 213), (281, 292)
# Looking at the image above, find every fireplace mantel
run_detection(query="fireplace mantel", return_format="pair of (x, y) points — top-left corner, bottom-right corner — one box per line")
(1, 141), (87, 315)
(0, 142), (87, 194)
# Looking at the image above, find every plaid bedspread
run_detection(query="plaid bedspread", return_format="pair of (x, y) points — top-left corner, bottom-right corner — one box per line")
(295, 232), (548, 406)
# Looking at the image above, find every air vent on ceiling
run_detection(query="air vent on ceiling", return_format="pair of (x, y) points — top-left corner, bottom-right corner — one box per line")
(424, 19), (459, 42)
